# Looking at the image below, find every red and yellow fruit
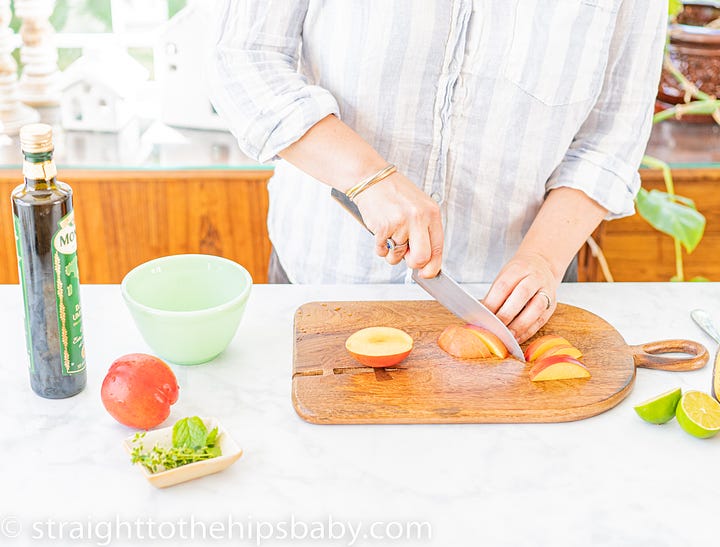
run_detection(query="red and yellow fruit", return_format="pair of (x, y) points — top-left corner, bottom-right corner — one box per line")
(529, 355), (591, 382)
(101, 353), (179, 429)
(523, 334), (571, 362)
(345, 327), (413, 368)
(465, 325), (510, 359)
(438, 324), (508, 359)
(438, 325), (493, 359)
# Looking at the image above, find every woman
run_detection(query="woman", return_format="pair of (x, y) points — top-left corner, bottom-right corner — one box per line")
(209, 1), (666, 342)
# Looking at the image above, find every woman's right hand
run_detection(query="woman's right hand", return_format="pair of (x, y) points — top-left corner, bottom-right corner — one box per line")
(353, 172), (444, 278)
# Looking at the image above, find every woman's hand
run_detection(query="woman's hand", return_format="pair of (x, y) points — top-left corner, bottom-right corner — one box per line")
(482, 252), (562, 344)
(354, 172), (444, 278)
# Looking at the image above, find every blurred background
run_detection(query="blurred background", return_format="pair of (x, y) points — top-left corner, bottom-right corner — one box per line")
(0, 1), (719, 286)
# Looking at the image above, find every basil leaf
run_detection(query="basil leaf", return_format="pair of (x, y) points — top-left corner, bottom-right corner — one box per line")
(172, 416), (208, 449)
(206, 426), (219, 447)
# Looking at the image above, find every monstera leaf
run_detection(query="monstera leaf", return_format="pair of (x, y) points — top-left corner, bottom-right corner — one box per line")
(636, 188), (706, 253)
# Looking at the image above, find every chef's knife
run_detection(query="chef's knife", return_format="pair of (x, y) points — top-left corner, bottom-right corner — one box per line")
(331, 188), (525, 361)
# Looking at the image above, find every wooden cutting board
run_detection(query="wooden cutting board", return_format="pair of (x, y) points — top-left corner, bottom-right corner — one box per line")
(292, 301), (708, 424)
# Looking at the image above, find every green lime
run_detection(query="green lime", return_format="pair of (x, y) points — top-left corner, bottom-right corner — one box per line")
(634, 388), (682, 424)
(676, 391), (720, 439)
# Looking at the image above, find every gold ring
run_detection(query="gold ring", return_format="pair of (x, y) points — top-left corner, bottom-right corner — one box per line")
(538, 290), (552, 310)
(386, 238), (409, 251)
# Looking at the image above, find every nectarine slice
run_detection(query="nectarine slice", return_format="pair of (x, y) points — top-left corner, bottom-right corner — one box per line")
(524, 334), (572, 362)
(438, 325), (492, 359)
(345, 327), (413, 368)
(529, 355), (591, 382)
(465, 325), (509, 359)
(536, 344), (583, 361)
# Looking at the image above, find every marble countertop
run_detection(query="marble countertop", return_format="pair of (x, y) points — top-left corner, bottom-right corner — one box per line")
(2, 283), (720, 547)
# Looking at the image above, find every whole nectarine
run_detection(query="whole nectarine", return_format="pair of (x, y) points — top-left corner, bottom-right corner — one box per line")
(101, 353), (179, 429)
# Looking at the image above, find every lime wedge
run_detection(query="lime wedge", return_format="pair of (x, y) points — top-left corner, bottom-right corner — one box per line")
(634, 388), (682, 424)
(676, 391), (720, 439)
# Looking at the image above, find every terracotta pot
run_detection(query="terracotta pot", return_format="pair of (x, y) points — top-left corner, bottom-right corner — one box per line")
(658, 2), (720, 123)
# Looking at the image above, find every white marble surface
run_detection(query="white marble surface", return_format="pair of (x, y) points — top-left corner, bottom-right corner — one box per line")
(2, 283), (720, 547)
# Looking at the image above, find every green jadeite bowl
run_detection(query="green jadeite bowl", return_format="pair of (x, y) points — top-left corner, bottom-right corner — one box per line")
(121, 254), (252, 365)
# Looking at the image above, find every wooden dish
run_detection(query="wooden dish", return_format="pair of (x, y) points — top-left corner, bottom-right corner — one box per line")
(122, 417), (243, 489)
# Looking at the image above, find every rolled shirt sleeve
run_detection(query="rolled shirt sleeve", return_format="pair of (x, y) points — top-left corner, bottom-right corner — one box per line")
(546, 1), (667, 220)
(207, 0), (340, 162)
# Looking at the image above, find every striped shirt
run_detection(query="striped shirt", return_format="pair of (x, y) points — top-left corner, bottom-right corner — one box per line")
(209, 0), (666, 284)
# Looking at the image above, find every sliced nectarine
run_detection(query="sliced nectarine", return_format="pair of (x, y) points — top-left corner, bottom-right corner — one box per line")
(536, 344), (583, 361)
(438, 325), (492, 359)
(345, 327), (413, 368)
(524, 334), (572, 362)
(529, 355), (591, 382)
(465, 324), (509, 359)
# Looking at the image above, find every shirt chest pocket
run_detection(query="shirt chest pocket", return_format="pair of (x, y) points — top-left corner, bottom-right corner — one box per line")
(503, 0), (619, 106)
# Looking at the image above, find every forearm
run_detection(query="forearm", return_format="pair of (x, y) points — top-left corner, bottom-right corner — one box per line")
(517, 187), (608, 280)
(278, 113), (443, 277)
(279, 114), (388, 193)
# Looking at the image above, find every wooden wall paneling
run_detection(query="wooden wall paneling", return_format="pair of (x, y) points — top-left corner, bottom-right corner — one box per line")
(2, 165), (718, 284)
(0, 170), (273, 284)
(0, 176), (20, 284)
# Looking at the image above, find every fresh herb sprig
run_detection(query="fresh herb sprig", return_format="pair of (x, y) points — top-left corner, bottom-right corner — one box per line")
(130, 416), (222, 474)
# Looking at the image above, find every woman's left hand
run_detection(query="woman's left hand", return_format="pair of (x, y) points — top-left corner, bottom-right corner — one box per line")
(482, 252), (563, 344)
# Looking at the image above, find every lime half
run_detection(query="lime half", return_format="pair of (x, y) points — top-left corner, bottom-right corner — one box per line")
(676, 391), (720, 439)
(634, 388), (682, 424)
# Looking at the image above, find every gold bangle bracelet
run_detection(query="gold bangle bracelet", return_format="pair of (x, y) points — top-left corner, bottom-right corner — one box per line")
(346, 164), (397, 202)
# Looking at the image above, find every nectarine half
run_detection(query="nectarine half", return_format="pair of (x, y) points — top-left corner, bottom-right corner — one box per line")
(345, 327), (413, 368)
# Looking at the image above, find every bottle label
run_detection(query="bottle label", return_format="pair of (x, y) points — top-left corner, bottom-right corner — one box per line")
(51, 211), (86, 375)
(22, 160), (57, 181)
(13, 214), (35, 373)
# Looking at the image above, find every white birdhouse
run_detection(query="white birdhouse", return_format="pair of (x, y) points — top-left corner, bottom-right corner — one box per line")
(154, 2), (228, 131)
(60, 48), (148, 132)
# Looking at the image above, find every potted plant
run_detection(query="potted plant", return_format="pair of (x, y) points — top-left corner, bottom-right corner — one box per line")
(631, 0), (716, 282)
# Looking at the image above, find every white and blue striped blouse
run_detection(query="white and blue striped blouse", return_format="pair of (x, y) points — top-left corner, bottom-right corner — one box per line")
(209, 0), (667, 283)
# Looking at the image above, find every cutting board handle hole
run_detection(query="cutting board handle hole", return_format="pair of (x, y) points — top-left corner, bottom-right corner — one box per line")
(630, 339), (709, 371)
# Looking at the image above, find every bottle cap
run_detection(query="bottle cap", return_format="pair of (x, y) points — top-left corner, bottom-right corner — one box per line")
(20, 123), (54, 154)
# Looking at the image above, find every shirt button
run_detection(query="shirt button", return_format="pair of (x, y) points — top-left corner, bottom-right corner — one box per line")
(431, 192), (442, 203)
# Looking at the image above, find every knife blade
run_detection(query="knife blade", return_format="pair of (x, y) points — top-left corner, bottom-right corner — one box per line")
(330, 188), (525, 361)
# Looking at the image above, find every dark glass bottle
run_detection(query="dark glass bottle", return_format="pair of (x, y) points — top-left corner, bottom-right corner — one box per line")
(12, 124), (87, 398)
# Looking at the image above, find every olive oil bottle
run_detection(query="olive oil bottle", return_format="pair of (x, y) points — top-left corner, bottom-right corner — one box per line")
(12, 124), (86, 398)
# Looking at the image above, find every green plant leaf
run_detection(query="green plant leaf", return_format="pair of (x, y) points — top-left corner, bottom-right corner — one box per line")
(172, 417), (208, 450)
(691, 276), (710, 282)
(668, 0), (683, 17)
(206, 426), (219, 446)
(669, 194), (697, 209)
(636, 189), (706, 253)
(49, 0), (70, 32)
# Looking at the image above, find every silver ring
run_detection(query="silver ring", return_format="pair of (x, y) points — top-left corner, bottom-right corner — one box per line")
(538, 290), (552, 310)
(386, 238), (409, 251)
